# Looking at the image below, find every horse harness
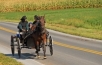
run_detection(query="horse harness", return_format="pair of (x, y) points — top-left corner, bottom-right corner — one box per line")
(34, 20), (46, 35)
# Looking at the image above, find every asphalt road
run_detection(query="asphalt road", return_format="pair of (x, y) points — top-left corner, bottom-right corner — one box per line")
(0, 22), (102, 65)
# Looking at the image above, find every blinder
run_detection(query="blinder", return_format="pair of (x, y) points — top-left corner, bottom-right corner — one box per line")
(35, 20), (45, 34)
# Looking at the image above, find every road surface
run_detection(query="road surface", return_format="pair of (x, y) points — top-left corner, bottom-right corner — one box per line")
(0, 22), (102, 65)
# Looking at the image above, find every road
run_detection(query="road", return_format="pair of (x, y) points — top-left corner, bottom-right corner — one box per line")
(0, 22), (102, 65)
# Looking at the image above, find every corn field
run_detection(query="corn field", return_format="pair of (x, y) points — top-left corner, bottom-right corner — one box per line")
(0, 0), (102, 12)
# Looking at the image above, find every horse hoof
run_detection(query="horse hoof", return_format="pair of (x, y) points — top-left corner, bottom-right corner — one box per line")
(37, 56), (40, 58)
(43, 57), (47, 59)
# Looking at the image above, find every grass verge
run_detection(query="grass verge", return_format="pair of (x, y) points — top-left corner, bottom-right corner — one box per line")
(0, 8), (102, 40)
(0, 53), (22, 65)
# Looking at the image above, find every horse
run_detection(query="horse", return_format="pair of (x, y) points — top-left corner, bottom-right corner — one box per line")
(30, 15), (47, 59)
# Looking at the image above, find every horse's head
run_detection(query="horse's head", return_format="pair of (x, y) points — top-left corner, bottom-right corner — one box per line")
(39, 15), (45, 29)
(31, 15), (46, 33)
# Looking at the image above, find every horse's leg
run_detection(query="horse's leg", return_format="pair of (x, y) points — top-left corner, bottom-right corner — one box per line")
(38, 41), (41, 51)
(33, 39), (37, 56)
(36, 41), (40, 58)
(42, 38), (47, 59)
(33, 38), (37, 53)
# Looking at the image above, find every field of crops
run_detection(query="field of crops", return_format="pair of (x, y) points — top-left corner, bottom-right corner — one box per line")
(0, 0), (102, 12)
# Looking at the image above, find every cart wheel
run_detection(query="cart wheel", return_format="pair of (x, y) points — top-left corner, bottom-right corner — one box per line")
(11, 35), (15, 56)
(11, 46), (15, 56)
(49, 36), (53, 55)
(18, 48), (21, 58)
(17, 38), (21, 58)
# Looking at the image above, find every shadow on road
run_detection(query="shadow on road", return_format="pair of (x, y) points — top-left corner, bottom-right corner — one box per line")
(5, 52), (52, 60)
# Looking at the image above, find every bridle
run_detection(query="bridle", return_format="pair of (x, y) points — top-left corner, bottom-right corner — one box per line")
(31, 16), (45, 34)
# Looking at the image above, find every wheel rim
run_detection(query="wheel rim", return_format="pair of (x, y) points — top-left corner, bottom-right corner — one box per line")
(11, 35), (15, 56)
(49, 36), (53, 55)
(17, 38), (21, 58)
(18, 48), (21, 58)
(11, 46), (14, 56)
(50, 46), (53, 55)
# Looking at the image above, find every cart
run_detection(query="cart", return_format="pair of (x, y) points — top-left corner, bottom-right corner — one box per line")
(10, 31), (53, 58)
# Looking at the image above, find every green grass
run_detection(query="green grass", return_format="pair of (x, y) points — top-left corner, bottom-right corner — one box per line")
(0, 53), (23, 65)
(0, 8), (102, 39)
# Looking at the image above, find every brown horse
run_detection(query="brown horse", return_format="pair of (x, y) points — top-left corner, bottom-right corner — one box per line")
(30, 15), (47, 59)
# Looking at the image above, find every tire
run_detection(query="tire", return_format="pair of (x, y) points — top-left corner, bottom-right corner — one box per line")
(11, 35), (15, 56)
(17, 38), (21, 58)
(18, 48), (21, 58)
(11, 46), (15, 56)
(49, 36), (53, 55)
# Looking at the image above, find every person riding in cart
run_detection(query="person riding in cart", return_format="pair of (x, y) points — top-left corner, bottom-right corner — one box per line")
(33, 15), (39, 24)
(17, 16), (29, 32)
(17, 16), (29, 43)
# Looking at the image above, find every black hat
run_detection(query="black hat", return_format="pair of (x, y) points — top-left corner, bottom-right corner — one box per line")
(34, 15), (40, 20)
(34, 15), (38, 18)
(21, 16), (27, 20)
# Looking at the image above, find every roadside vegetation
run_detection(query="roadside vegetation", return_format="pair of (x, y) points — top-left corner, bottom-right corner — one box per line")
(0, 53), (22, 65)
(0, 0), (102, 12)
(0, 8), (102, 40)
(0, 0), (102, 40)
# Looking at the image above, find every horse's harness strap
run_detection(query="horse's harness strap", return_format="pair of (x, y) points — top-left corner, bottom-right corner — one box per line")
(34, 20), (40, 26)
